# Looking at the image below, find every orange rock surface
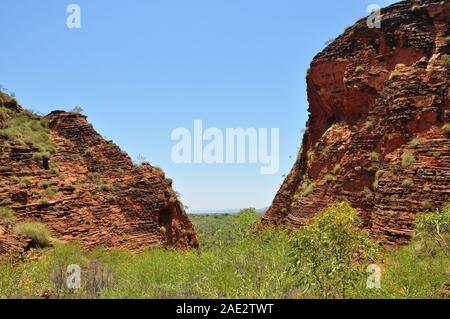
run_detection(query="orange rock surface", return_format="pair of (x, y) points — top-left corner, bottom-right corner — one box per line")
(264, 0), (450, 245)
(0, 94), (198, 258)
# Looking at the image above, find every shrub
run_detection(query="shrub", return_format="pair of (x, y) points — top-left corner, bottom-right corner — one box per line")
(290, 202), (378, 299)
(332, 164), (341, 174)
(0, 198), (12, 206)
(413, 204), (449, 260)
(0, 112), (57, 156)
(14, 222), (51, 247)
(401, 150), (416, 168)
(411, 4), (424, 11)
(323, 174), (337, 184)
(443, 123), (450, 136)
(45, 186), (58, 197)
(369, 152), (379, 162)
(420, 200), (433, 211)
(100, 184), (113, 192)
(0, 207), (15, 223)
(389, 70), (401, 80)
(373, 169), (385, 189)
(355, 65), (365, 73)
(20, 177), (32, 188)
(402, 178), (413, 187)
(301, 182), (315, 197)
(410, 138), (422, 147)
(441, 54), (450, 67)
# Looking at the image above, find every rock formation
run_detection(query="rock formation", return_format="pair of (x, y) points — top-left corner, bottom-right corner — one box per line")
(0, 92), (198, 258)
(264, 0), (450, 245)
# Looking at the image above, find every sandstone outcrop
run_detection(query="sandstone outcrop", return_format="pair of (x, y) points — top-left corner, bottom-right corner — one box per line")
(264, 0), (450, 245)
(0, 92), (198, 258)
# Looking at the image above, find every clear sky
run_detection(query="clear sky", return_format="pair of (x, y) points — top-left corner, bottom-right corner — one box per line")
(0, 0), (398, 211)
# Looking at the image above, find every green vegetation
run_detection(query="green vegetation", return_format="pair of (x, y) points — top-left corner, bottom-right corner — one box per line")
(441, 54), (450, 67)
(290, 203), (377, 298)
(88, 172), (113, 192)
(373, 169), (385, 189)
(369, 151), (379, 162)
(323, 174), (337, 184)
(0, 106), (57, 160)
(443, 123), (450, 136)
(14, 222), (51, 248)
(411, 4), (425, 11)
(402, 178), (413, 187)
(410, 137), (422, 147)
(420, 200), (433, 211)
(0, 207), (15, 223)
(0, 204), (449, 299)
(389, 70), (401, 80)
(45, 186), (59, 197)
(355, 65), (365, 73)
(401, 150), (416, 168)
(332, 164), (341, 174)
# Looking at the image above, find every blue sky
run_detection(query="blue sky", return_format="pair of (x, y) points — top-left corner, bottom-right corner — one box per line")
(0, 0), (397, 211)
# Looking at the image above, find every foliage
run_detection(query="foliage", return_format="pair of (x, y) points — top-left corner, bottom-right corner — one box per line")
(14, 222), (51, 248)
(401, 150), (416, 168)
(0, 205), (448, 299)
(0, 207), (15, 223)
(289, 202), (378, 298)
(0, 108), (57, 155)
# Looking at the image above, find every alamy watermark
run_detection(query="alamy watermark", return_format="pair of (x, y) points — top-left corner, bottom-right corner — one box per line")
(367, 4), (382, 29)
(171, 120), (280, 175)
(366, 264), (382, 289)
(66, 4), (81, 29)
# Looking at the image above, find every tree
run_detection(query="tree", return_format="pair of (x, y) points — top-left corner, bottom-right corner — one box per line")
(290, 202), (378, 298)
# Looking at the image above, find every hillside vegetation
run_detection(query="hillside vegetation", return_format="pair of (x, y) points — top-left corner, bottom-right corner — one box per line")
(0, 203), (448, 299)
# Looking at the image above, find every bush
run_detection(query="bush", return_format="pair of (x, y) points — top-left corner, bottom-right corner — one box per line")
(14, 222), (51, 248)
(443, 123), (450, 136)
(415, 203), (449, 253)
(441, 54), (450, 67)
(402, 178), (413, 187)
(290, 202), (378, 298)
(0, 112), (57, 155)
(0, 207), (15, 223)
(323, 174), (337, 184)
(401, 150), (416, 168)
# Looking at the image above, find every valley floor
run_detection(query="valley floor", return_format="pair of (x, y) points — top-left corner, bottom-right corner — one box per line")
(0, 206), (449, 299)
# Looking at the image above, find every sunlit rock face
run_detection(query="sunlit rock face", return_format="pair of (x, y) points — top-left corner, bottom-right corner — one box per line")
(264, 0), (450, 245)
(1, 102), (198, 259)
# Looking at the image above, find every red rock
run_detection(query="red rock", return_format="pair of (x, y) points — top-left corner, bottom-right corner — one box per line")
(263, 0), (450, 245)
(1, 98), (198, 258)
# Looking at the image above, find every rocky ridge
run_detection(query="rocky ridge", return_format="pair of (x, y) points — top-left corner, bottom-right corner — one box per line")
(264, 0), (450, 245)
(0, 93), (198, 258)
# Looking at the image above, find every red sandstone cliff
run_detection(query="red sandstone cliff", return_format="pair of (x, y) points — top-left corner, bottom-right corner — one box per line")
(264, 0), (450, 245)
(0, 93), (198, 257)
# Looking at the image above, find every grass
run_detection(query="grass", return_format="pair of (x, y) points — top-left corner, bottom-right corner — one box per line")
(0, 207), (15, 223)
(401, 150), (416, 168)
(14, 222), (51, 248)
(0, 106), (57, 157)
(0, 205), (448, 299)
(373, 169), (385, 189)
(88, 172), (113, 191)
(402, 178), (413, 187)
(323, 174), (337, 184)
(441, 54), (450, 67)
(369, 152), (379, 162)
(355, 65), (365, 73)
(443, 123), (450, 136)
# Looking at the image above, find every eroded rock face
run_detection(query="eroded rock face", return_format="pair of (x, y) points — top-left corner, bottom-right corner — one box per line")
(0, 105), (198, 258)
(264, 0), (450, 245)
